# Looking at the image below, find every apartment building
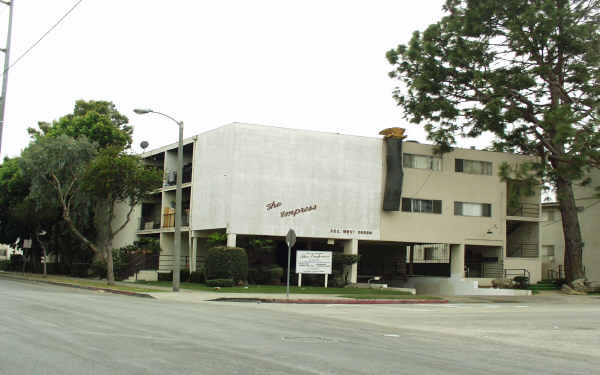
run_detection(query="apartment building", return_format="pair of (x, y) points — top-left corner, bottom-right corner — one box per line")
(114, 123), (542, 294)
(541, 169), (600, 282)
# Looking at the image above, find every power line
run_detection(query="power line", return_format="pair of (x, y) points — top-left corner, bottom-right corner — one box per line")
(5, 0), (85, 74)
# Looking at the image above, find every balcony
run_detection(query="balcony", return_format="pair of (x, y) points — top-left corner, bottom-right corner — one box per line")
(507, 242), (539, 258)
(138, 218), (161, 231)
(507, 202), (539, 218)
(164, 163), (192, 187)
(162, 210), (190, 228)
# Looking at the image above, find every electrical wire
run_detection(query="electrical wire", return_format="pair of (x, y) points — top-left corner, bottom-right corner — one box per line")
(5, 0), (85, 74)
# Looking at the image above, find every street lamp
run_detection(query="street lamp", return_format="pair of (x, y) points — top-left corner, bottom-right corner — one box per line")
(134, 108), (184, 292)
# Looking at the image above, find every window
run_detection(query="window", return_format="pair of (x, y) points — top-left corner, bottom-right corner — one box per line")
(403, 154), (441, 171)
(402, 198), (442, 214)
(454, 202), (492, 217)
(424, 247), (435, 261)
(455, 159), (492, 175)
(0, 249), (6, 257)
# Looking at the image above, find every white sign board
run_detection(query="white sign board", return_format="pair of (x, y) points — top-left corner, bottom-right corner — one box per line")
(296, 251), (332, 275)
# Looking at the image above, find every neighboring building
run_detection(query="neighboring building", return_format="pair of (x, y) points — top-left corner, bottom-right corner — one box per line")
(114, 123), (542, 294)
(541, 170), (600, 282)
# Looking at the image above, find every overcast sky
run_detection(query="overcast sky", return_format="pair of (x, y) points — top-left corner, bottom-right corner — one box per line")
(0, 0), (488, 158)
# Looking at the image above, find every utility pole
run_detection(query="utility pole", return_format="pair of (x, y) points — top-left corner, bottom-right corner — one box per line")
(0, 0), (14, 156)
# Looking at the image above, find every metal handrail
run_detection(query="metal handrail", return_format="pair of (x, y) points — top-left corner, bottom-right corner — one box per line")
(504, 268), (530, 279)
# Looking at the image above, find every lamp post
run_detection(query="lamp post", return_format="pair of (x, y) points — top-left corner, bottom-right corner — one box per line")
(134, 108), (183, 292)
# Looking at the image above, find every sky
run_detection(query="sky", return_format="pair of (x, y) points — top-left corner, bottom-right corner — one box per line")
(0, 0), (488, 158)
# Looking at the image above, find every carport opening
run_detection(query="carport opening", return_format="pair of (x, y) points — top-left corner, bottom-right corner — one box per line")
(465, 245), (503, 278)
(406, 243), (450, 277)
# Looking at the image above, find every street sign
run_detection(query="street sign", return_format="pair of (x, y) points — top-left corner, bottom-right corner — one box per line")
(286, 228), (296, 248)
(285, 228), (296, 299)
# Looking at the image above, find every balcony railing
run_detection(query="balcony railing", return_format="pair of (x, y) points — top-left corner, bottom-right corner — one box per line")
(507, 202), (539, 218)
(162, 212), (189, 228)
(138, 218), (161, 231)
(507, 242), (539, 257)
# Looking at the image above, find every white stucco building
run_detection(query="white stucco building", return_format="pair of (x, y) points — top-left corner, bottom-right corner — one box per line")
(541, 169), (600, 282)
(115, 123), (543, 295)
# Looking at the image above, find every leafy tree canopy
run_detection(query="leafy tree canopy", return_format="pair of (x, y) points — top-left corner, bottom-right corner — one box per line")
(387, 0), (599, 282)
(387, 0), (599, 178)
(28, 100), (133, 150)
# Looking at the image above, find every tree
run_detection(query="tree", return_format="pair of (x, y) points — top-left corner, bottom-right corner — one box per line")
(28, 100), (132, 149)
(20, 135), (98, 263)
(387, 0), (599, 283)
(81, 148), (162, 284)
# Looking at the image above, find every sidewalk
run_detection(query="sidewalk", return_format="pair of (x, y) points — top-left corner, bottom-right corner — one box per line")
(0, 272), (448, 304)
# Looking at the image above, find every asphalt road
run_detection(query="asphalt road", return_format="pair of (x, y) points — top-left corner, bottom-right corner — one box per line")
(1, 278), (600, 375)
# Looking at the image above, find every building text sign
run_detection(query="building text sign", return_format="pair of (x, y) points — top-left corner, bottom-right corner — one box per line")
(296, 251), (332, 275)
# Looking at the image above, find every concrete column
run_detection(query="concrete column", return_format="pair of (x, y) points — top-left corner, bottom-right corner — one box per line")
(343, 238), (358, 284)
(227, 233), (237, 247)
(190, 237), (197, 272)
(450, 244), (465, 279)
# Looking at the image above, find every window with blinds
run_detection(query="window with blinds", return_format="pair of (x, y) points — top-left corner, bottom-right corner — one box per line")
(402, 198), (442, 214)
(455, 158), (492, 175)
(403, 154), (441, 171)
(454, 202), (492, 217)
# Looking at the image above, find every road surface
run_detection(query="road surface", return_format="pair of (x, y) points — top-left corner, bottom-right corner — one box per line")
(1, 278), (599, 374)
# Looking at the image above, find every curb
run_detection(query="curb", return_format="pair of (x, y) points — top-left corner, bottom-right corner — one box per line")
(0, 273), (154, 299)
(213, 297), (448, 304)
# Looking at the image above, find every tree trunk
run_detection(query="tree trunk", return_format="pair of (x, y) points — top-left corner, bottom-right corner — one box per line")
(106, 246), (115, 285)
(556, 177), (586, 283)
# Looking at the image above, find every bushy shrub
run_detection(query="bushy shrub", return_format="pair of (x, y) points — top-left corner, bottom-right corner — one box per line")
(180, 269), (190, 282)
(9, 255), (23, 271)
(247, 265), (283, 285)
(158, 271), (173, 281)
(206, 232), (227, 247)
(206, 278), (234, 287)
(90, 260), (107, 278)
(189, 270), (205, 283)
(0, 260), (9, 271)
(333, 253), (360, 268)
(45, 263), (61, 275)
(248, 268), (260, 284)
(70, 263), (89, 277)
(513, 276), (530, 289)
(266, 266), (284, 285)
(205, 246), (248, 284)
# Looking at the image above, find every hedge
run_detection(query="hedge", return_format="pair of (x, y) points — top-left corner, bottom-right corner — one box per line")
(205, 246), (248, 284)
(189, 270), (205, 284)
(206, 278), (235, 287)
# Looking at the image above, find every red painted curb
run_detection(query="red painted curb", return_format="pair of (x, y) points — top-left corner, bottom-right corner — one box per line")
(260, 299), (448, 304)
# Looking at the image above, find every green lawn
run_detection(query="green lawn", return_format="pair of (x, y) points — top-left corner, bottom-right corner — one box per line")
(135, 281), (443, 299)
(3, 273), (164, 293)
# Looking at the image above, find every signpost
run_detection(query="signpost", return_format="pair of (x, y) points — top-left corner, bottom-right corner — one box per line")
(285, 229), (296, 298)
(296, 251), (333, 288)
